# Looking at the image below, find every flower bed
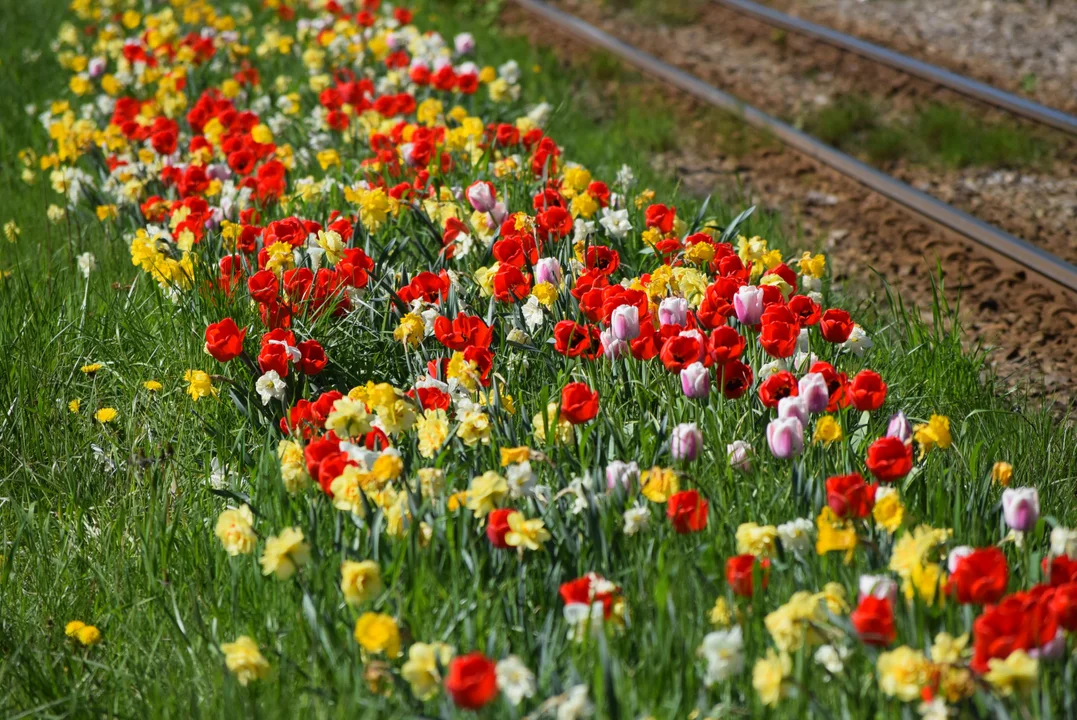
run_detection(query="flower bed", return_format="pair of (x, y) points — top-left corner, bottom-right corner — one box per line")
(15, 0), (1077, 716)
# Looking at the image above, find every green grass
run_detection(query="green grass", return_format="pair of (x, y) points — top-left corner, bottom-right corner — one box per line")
(605, 0), (709, 26)
(803, 95), (1056, 169)
(1, 1), (1076, 718)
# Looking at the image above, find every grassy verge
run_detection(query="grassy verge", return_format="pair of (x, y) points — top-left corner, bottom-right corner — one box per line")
(803, 95), (1056, 169)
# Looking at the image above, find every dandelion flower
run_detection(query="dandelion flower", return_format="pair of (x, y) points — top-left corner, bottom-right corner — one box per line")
(94, 407), (118, 423)
(65, 621), (101, 646)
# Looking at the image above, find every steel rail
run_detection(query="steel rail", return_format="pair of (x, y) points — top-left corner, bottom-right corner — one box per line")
(512, 0), (1077, 294)
(712, 0), (1077, 136)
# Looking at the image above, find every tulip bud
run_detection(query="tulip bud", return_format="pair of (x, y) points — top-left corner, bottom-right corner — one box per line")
(858, 575), (898, 606)
(465, 181), (496, 213)
(454, 32), (476, 55)
(670, 423), (703, 462)
(533, 257), (562, 286)
(1002, 487), (1040, 532)
(766, 417), (804, 459)
(886, 411), (913, 444)
(947, 545), (973, 574)
(599, 329), (628, 360)
(777, 396), (809, 430)
(206, 163), (232, 181)
(610, 304), (640, 342)
(733, 285), (764, 325)
(88, 57), (106, 78)
(606, 460), (639, 490)
(658, 297), (688, 327)
(727, 440), (752, 471)
(1030, 630), (1067, 661)
(797, 372), (829, 413)
(490, 201), (508, 225)
(680, 362), (710, 399)
(796, 327), (810, 354)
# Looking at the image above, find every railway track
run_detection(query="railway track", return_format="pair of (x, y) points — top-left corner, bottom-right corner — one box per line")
(512, 0), (1077, 295)
(712, 0), (1077, 137)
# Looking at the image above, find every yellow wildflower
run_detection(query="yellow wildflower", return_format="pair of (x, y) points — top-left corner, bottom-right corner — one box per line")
(215, 505), (256, 556)
(65, 621), (102, 646)
(278, 439), (311, 493)
(418, 467), (445, 498)
(815, 507), (857, 561)
(394, 312), (426, 346)
(143, 380), (162, 391)
(325, 396), (373, 439)
(447, 351), (481, 392)
(930, 633), (969, 665)
(500, 446), (531, 466)
(447, 490), (469, 512)
(402, 642), (454, 701)
(316, 148), (340, 170)
(416, 409), (450, 458)
(818, 583), (850, 615)
(221, 636), (270, 686)
(764, 591), (828, 653)
(341, 560), (382, 606)
(80, 362), (103, 374)
(872, 489), (904, 533)
(797, 252), (826, 279)
(184, 370), (217, 401)
(330, 466), (371, 515)
(685, 241), (716, 266)
(877, 646), (929, 701)
(354, 612), (401, 658)
(68, 399), (80, 413)
(913, 414), (951, 457)
(533, 402), (573, 444)
(736, 522), (778, 558)
(813, 415), (843, 446)
(991, 461), (1013, 487)
(259, 527), (310, 580)
(752, 650), (791, 707)
(457, 409), (491, 447)
(709, 597), (733, 628)
(641, 467), (679, 503)
(531, 281), (558, 306)
(94, 407), (118, 423)
(466, 471), (507, 517)
(505, 512), (550, 551)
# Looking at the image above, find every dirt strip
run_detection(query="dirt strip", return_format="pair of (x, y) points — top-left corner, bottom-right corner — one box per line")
(504, 3), (1077, 407)
(554, 0), (1077, 270)
(764, 0), (1077, 116)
